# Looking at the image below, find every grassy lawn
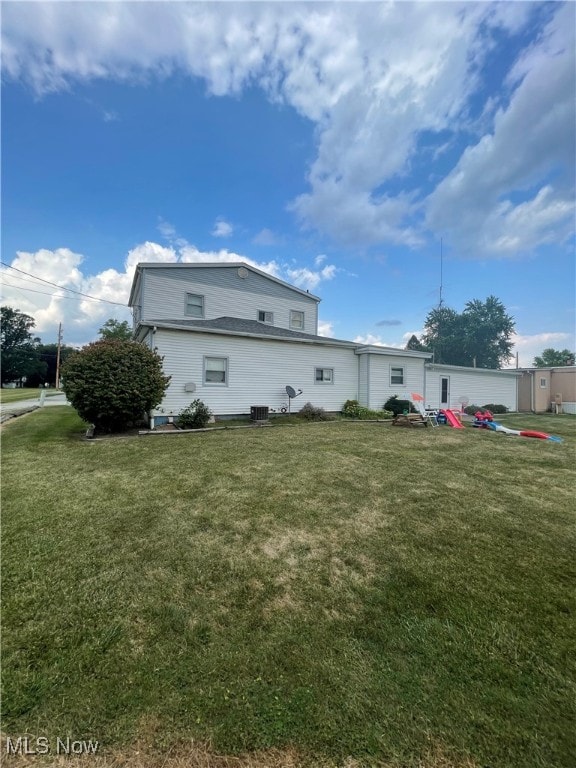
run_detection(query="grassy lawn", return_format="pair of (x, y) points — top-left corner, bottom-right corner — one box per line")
(2, 409), (575, 767)
(0, 388), (61, 404)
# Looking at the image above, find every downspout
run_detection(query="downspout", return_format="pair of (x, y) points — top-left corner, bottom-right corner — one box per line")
(367, 353), (371, 409)
(149, 326), (157, 428)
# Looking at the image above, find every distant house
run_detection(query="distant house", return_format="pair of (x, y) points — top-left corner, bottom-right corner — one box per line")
(516, 366), (576, 414)
(129, 262), (522, 426)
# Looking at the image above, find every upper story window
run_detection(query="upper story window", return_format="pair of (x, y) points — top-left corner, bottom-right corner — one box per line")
(315, 367), (334, 384)
(290, 310), (305, 330)
(390, 366), (405, 386)
(539, 377), (547, 388)
(204, 356), (228, 385)
(185, 293), (204, 318)
(257, 310), (274, 325)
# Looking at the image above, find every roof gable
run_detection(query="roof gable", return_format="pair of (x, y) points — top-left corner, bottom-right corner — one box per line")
(129, 262), (321, 306)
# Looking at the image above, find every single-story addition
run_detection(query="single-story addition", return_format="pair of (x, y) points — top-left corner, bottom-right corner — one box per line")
(516, 366), (576, 414)
(129, 262), (521, 426)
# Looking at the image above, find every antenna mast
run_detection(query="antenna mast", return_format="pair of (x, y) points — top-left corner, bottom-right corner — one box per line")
(439, 237), (443, 308)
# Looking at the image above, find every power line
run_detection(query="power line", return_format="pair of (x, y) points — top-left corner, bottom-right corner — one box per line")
(0, 278), (113, 303)
(0, 261), (127, 307)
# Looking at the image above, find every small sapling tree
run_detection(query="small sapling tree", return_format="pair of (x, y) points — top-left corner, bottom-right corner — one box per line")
(61, 340), (170, 433)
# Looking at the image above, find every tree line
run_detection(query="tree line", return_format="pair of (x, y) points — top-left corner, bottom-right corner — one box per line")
(406, 295), (574, 369)
(0, 308), (132, 386)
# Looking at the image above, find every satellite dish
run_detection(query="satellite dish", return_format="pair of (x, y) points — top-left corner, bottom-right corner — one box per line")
(286, 385), (296, 398)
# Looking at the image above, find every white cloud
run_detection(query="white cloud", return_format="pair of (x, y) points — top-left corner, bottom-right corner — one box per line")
(506, 331), (575, 368)
(353, 334), (385, 347)
(211, 218), (234, 238)
(285, 264), (336, 291)
(426, 3), (575, 258)
(252, 228), (282, 247)
(317, 320), (334, 338)
(1, 248), (132, 345)
(3, 2), (567, 257)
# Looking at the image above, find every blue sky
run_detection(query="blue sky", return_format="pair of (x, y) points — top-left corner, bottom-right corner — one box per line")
(1, 1), (574, 365)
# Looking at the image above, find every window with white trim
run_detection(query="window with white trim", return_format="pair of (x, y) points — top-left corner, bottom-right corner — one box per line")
(257, 310), (274, 324)
(204, 356), (228, 385)
(539, 377), (547, 388)
(290, 310), (305, 330)
(185, 293), (204, 318)
(315, 367), (334, 384)
(390, 366), (405, 386)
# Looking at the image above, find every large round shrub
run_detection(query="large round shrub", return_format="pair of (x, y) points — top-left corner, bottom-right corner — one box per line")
(61, 340), (170, 432)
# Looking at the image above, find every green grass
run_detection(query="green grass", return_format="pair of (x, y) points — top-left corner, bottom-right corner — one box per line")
(0, 387), (61, 404)
(2, 408), (575, 767)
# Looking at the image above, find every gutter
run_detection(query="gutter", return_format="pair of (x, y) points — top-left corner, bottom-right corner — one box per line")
(138, 321), (358, 348)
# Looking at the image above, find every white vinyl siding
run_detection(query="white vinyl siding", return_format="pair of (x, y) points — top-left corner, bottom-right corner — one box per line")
(425, 367), (518, 411)
(315, 367), (334, 384)
(356, 353), (425, 411)
(290, 310), (305, 330)
(185, 293), (204, 318)
(139, 266), (319, 334)
(151, 329), (357, 416)
(358, 355), (369, 407)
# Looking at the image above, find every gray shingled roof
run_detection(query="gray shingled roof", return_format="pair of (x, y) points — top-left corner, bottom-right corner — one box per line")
(145, 316), (356, 345)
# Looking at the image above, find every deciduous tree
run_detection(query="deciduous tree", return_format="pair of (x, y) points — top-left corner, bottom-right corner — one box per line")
(0, 306), (44, 384)
(420, 296), (515, 369)
(533, 348), (575, 367)
(98, 318), (133, 341)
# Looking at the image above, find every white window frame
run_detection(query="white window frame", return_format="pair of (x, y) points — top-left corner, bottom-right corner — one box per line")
(257, 310), (274, 325)
(203, 356), (228, 386)
(185, 293), (204, 318)
(539, 377), (547, 388)
(290, 310), (305, 330)
(390, 366), (405, 386)
(315, 367), (334, 384)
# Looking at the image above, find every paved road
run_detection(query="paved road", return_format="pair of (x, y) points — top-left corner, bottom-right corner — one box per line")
(0, 393), (71, 417)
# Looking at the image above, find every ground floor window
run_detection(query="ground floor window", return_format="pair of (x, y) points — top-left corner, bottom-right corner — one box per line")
(390, 366), (404, 386)
(539, 377), (547, 388)
(315, 367), (334, 383)
(204, 356), (228, 385)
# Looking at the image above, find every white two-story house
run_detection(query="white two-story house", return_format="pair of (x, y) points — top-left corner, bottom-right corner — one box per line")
(129, 262), (520, 425)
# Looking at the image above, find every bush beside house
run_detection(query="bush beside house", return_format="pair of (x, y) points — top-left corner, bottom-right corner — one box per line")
(61, 340), (170, 433)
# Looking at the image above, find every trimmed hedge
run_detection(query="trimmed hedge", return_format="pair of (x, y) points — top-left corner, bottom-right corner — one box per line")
(61, 340), (170, 433)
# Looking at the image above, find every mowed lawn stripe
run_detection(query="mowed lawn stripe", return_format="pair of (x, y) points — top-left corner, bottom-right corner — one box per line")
(2, 408), (575, 767)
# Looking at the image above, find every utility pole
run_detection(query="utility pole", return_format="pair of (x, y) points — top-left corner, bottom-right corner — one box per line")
(55, 323), (63, 389)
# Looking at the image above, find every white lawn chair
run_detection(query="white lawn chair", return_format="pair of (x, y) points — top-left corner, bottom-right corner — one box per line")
(411, 393), (439, 427)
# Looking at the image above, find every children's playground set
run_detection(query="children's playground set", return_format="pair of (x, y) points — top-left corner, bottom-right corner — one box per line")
(407, 393), (562, 443)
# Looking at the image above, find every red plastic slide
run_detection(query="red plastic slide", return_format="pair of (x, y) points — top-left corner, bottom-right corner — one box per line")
(441, 409), (464, 429)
